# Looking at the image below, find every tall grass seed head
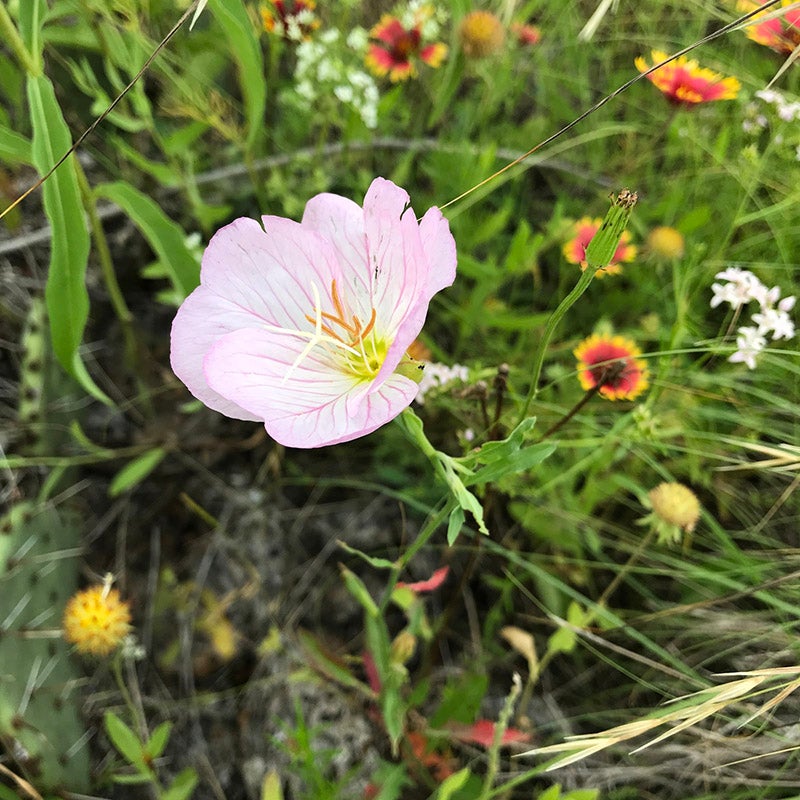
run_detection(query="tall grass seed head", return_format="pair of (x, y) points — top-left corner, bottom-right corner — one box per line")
(63, 584), (133, 656)
(459, 11), (505, 58)
(643, 482), (701, 544)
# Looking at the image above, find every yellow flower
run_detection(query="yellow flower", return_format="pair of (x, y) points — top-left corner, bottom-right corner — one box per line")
(647, 226), (685, 260)
(459, 10), (505, 58)
(646, 482), (701, 544)
(63, 584), (132, 656)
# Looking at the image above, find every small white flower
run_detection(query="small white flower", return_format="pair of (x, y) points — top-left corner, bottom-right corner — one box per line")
(347, 27), (369, 50)
(753, 308), (796, 340)
(779, 295), (796, 313)
(415, 362), (469, 404)
(729, 326), (767, 369)
(755, 88), (783, 105)
(710, 268), (766, 309)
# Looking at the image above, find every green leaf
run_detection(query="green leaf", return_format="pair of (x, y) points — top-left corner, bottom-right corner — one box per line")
(108, 447), (168, 497)
(104, 711), (146, 769)
(112, 773), (155, 785)
(163, 767), (199, 800)
(27, 74), (110, 404)
(145, 721), (172, 760)
(95, 182), (200, 299)
(110, 136), (182, 187)
(433, 768), (471, 799)
(297, 630), (364, 691)
(0, 124), (32, 165)
(18, 0), (47, 64)
(340, 565), (380, 617)
(446, 506), (464, 546)
(208, 0), (266, 152)
(337, 540), (397, 570)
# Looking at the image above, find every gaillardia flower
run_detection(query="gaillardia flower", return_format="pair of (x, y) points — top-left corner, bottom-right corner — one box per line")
(511, 22), (542, 47)
(63, 585), (132, 657)
(574, 333), (649, 400)
(563, 217), (636, 276)
(366, 10), (447, 81)
(635, 50), (741, 105)
(170, 178), (457, 448)
(739, 0), (800, 54)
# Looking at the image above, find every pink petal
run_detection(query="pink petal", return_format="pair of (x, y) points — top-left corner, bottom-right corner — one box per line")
(301, 192), (371, 304)
(419, 206), (458, 295)
(396, 566), (449, 592)
(447, 720), (531, 748)
(170, 288), (261, 421)
(203, 328), (419, 447)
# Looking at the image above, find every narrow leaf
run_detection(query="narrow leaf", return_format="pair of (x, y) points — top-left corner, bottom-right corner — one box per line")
(108, 447), (167, 497)
(28, 74), (110, 404)
(95, 182), (199, 299)
(208, 0), (266, 152)
(145, 721), (172, 760)
(18, 0), (46, 63)
(261, 770), (283, 800)
(433, 767), (471, 799)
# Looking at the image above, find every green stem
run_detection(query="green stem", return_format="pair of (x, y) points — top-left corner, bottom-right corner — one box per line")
(0, 3), (40, 76)
(518, 267), (595, 423)
(478, 674), (522, 800)
(75, 163), (138, 364)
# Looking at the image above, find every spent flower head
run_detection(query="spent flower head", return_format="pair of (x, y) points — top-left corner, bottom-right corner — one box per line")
(63, 583), (132, 657)
(643, 482), (701, 544)
(170, 178), (457, 448)
(459, 10), (505, 58)
(635, 50), (741, 106)
(574, 333), (649, 401)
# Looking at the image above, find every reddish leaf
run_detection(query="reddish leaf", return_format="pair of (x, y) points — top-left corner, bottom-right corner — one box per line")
(447, 719), (531, 748)
(396, 566), (449, 593)
(362, 649), (381, 693)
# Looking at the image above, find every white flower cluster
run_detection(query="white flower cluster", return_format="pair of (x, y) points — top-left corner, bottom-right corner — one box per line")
(742, 90), (800, 160)
(415, 362), (469, 404)
(710, 267), (796, 369)
(292, 29), (379, 129)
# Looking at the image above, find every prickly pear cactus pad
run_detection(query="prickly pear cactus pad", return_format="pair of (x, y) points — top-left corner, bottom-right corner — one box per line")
(0, 501), (90, 792)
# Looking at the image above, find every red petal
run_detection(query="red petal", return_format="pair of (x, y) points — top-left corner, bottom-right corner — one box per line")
(396, 566), (449, 592)
(448, 719), (531, 747)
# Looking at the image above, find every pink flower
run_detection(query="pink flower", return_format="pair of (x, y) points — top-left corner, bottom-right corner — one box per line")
(170, 178), (457, 448)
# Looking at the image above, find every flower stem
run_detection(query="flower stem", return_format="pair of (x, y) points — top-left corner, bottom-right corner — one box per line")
(537, 383), (601, 441)
(518, 267), (595, 423)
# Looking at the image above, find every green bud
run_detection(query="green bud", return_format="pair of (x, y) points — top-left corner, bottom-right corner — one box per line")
(583, 189), (638, 272)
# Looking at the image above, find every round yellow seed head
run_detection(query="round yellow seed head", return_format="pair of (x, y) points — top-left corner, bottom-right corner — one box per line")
(648, 482), (700, 533)
(63, 585), (132, 657)
(460, 11), (505, 58)
(647, 226), (685, 260)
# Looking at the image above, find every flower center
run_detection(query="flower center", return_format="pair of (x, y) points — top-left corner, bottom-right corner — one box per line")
(304, 280), (387, 381)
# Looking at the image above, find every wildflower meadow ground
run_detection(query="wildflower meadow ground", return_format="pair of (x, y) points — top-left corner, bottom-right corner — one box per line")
(0, 1), (798, 799)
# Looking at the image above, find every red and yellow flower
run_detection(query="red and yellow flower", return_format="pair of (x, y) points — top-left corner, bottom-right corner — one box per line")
(574, 333), (649, 401)
(261, 0), (319, 41)
(459, 11), (505, 58)
(366, 8), (447, 82)
(739, 0), (800, 54)
(563, 217), (636, 276)
(635, 50), (741, 106)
